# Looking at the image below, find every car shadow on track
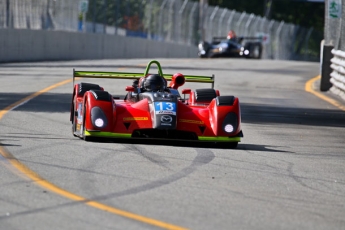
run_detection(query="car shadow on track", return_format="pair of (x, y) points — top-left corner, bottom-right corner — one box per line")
(79, 138), (292, 153)
(240, 103), (345, 128)
(0, 139), (21, 147)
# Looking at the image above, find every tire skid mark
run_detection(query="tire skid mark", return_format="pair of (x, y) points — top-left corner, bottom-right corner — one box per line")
(254, 152), (345, 197)
(287, 162), (345, 198)
(126, 144), (171, 169)
(74, 148), (215, 200)
(240, 151), (345, 198)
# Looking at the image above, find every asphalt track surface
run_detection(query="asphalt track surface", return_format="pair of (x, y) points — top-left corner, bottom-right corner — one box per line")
(0, 58), (344, 230)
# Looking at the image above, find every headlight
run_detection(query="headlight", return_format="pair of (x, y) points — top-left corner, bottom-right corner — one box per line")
(244, 50), (249, 55)
(94, 118), (104, 127)
(224, 124), (234, 133)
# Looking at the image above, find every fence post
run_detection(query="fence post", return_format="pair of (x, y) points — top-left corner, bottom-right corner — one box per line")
(199, 0), (208, 42)
(226, 10), (235, 31)
(321, 0), (341, 91)
(218, 8), (227, 36)
(166, 0), (175, 41)
(276, 21), (284, 59)
(235, 12), (246, 35)
(103, 0), (107, 33)
(178, 0), (188, 44)
(188, 2), (197, 45)
(244, 14), (254, 36)
(159, 0), (168, 41)
(209, 6), (219, 39)
(304, 27), (313, 60)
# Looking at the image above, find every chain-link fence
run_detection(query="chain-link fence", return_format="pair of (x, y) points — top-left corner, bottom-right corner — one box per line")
(0, 0), (322, 61)
(0, 0), (79, 30)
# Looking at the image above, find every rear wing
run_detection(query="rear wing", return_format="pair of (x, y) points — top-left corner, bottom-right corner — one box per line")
(73, 60), (215, 88)
(212, 36), (262, 42)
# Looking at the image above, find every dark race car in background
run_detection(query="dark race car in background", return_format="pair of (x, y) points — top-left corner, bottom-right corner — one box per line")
(198, 36), (263, 59)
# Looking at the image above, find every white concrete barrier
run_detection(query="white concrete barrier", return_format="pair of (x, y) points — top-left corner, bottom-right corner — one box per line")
(330, 49), (345, 100)
(0, 29), (198, 62)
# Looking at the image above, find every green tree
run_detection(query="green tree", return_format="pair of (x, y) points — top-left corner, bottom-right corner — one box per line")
(86, 0), (146, 30)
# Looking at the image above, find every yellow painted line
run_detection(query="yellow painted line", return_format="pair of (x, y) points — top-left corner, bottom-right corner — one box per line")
(0, 79), (72, 119)
(305, 75), (345, 111)
(0, 79), (188, 230)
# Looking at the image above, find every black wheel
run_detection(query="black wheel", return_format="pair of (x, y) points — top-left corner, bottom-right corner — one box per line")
(198, 41), (211, 58)
(244, 42), (262, 59)
(82, 125), (91, 141)
(252, 44), (262, 59)
(82, 105), (92, 142)
(71, 102), (78, 137)
(194, 88), (217, 103)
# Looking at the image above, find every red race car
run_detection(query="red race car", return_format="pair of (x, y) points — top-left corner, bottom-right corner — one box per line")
(70, 60), (243, 148)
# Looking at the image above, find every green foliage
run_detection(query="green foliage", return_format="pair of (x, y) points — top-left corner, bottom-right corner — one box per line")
(86, 0), (147, 30)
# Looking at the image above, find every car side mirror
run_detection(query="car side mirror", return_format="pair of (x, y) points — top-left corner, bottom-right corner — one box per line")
(182, 88), (191, 94)
(126, 86), (135, 92)
(181, 88), (191, 103)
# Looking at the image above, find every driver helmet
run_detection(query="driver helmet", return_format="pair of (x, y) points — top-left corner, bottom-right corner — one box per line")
(142, 74), (166, 92)
(227, 30), (237, 39)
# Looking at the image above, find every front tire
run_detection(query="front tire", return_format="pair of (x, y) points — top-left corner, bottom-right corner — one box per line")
(82, 105), (92, 142)
(71, 102), (78, 137)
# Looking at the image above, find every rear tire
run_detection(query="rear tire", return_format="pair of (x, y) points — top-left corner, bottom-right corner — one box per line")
(252, 44), (262, 59)
(194, 88), (217, 103)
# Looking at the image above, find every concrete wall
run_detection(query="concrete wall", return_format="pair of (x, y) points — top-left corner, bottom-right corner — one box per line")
(0, 29), (198, 63)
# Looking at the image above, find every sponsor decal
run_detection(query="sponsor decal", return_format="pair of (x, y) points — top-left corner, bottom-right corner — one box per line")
(76, 124), (81, 130)
(161, 115), (172, 123)
(123, 117), (148, 121)
(179, 119), (204, 124)
(157, 110), (175, 115)
(77, 103), (82, 120)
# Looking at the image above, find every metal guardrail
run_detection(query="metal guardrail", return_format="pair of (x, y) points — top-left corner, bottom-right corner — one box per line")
(330, 49), (345, 100)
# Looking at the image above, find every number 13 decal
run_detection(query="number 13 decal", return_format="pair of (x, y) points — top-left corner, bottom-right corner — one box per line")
(155, 102), (176, 111)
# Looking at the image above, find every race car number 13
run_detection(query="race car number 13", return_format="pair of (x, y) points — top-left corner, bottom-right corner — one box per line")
(154, 102), (176, 112)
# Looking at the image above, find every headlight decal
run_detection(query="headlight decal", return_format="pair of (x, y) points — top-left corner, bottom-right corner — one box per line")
(222, 112), (238, 134)
(91, 107), (108, 128)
